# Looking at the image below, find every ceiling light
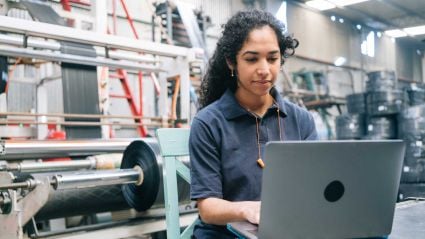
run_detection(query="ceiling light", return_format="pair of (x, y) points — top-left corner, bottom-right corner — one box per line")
(331, 16), (336, 21)
(306, 0), (336, 11)
(376, 32), (382, 38)
(385, 29), (407, 38)
(328, 0), (370, 6)
(403, 25), (425, 36)
(334, 56), (346, 66)
(339, 18), (344, 23)
(366, 31), (375, 57)
(275, 2), (287, 32)
(361, 41), (367, 55)
(356, 24), (362, 30)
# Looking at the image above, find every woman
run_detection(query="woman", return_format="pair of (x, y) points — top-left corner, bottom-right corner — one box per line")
(189, 9), (318, 238)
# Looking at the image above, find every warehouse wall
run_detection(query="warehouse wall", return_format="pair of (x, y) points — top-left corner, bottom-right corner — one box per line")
(263, 0), (423, 80)
(396, 40), (424, 82)
(282, 2), (402, 97)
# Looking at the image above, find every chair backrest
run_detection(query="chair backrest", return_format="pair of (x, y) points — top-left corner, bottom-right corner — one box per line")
(157, 128), (190, 157)
(156, 128), (197, 239)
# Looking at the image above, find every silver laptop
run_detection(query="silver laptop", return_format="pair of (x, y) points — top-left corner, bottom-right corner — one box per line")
(228, 140), (405, 239)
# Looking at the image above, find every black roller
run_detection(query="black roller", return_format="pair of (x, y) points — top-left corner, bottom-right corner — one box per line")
(405, 83), (425, 106)
(404, 138), (424, 159)
(364, 116), (397, 139)
(407, 88), (425, 106)
(366, 71), (397, 92)
(366, 90), (404, 116)
(335, 114), (365, 140)
(399, 105), (425, 139)
(121, 140), (160, 211)
(346, 93), (366, 114)
(400, 156), (425, 183)
(35, 185), (128, 220)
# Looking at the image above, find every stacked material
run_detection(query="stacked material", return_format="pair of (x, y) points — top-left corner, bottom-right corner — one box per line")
(399, 105), (425, 183)
(346, 93), (366, 115)
(335, 114), (365, 140)
(406, 84), (425, 106)
(364, 116), (397, 140)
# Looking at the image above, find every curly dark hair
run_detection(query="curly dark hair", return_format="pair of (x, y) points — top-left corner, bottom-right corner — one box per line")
(198, 10), (299, 109)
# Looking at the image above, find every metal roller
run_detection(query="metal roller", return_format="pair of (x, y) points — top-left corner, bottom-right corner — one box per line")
(2, 154), (123, 173)
(335, 114), (365, 140)
(51, 167), (143, 190)
(0, 138), (155, 160)
(366, 71), (397, 92)
(364, 116), (397, 139)
(346, 93), (366, 114)
(366, 90), (404, 116)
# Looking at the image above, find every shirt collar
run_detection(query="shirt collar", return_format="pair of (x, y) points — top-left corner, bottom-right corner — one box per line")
(218, 87), (288, 120)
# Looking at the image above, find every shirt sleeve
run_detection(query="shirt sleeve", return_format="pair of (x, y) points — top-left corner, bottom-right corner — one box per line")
(189, 117), (223, 200)
(302, 111), (319, 140)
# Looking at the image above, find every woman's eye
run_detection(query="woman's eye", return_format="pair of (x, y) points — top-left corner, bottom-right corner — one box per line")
(268, 58), (278, 62)
(245, 58), (257, 62)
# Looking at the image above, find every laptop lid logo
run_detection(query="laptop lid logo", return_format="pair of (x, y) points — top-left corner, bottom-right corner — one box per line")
(324, 180), (345, 202)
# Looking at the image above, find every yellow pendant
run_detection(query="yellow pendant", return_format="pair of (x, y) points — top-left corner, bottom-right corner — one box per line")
(257, 158), (265, 168)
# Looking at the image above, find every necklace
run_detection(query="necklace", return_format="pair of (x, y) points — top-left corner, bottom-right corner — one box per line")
(247, 100), (283, 168)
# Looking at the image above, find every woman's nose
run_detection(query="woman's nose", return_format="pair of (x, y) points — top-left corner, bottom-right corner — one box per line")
(257, 62), (270, 75)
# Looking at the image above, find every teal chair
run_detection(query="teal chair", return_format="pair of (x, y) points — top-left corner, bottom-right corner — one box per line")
(156, 128), (198, 239)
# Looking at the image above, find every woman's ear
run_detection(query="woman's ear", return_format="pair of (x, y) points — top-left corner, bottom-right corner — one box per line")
(225, 58), (234, 71)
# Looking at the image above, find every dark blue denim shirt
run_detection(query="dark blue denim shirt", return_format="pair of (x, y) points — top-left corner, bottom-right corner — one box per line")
(189, 88), (318, 238)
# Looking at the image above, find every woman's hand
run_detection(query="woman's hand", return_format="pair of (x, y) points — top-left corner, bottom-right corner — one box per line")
(197, 198), (261, 225)
(242, 201), (261, 224)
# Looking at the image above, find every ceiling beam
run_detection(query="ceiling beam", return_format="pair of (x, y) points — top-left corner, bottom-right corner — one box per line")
(289, 0), (424, 43)
(379, 0), (425, 26)
(289, 0), (400, 30)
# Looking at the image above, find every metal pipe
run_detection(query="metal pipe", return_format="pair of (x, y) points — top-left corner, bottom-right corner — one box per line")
(0, 111), (170, 121)
(0, 119), (165, 127)
(0, 167), (143, 191)
(0, 33), (60, 50)
(1, 138), (157, 160)
(51, 166), (143, 190)
(0, 15), (189, 57)
(5, 160), (96, 173)
(0, 34), (159, 63)
(0, 45), (164, 72)
(3, 154), (123, 173)
(0, 179), (40, 190)
(0, 33), (157, 63)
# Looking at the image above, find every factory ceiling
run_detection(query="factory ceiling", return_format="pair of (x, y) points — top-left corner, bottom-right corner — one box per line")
(292, 0), (425, 46)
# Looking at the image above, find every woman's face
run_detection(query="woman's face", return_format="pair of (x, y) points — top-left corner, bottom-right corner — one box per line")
(233, 25), (281, 98)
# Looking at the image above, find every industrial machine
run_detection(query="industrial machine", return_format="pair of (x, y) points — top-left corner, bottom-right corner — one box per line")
(0, 139), (195, 239)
